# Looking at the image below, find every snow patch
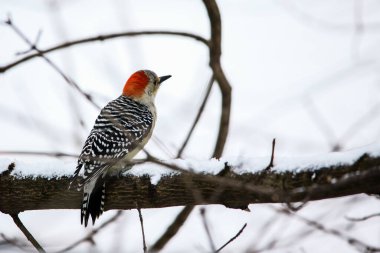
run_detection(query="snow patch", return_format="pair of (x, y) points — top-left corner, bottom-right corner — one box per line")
(228, 142), (380, 173)
(1, 142), (379, 182)
(126, 162), (174, 185)
(0, 158), (76, 179)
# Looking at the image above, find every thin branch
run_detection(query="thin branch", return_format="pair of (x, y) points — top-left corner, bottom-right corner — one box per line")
(56, 211), (123, 253)
(216, 223), (247, 253)
(16, 29), (43, 55)
(0, 150), (78, 158)
(150, 205), (194, 251)
(152, 136), (175, 158)
(4, 17), (100, 109)
(303, 97), (339, 151)
(277, 207), (380, 253)
(0, 30), (209, 74)
(346, 212), (380, 222)
(10, 214), (46, 253)
(265, 138), (276, 171)
(337, 102), (380, 148)
(177, 75), (215, 158)
(137, 207), (147, 253)
(0, 233), (29, 251)
(200, 208), (216, 252)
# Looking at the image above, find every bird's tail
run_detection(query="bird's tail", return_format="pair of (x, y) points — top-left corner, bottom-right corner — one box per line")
(81, 173), (107, 227)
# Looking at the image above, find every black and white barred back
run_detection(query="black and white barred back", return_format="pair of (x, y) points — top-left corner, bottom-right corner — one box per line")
(72, 95), (154, 227)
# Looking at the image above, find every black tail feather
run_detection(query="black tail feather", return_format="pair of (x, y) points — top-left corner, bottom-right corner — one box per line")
(81, 175), (107, 227)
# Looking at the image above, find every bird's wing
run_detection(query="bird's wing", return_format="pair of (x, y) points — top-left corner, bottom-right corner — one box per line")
(73, 96), (154, 187)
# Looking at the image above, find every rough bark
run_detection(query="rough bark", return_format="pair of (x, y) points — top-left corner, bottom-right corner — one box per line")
(1, 154), (379, 214)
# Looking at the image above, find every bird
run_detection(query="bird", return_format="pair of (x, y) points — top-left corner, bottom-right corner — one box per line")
(71, 70), (171, 227)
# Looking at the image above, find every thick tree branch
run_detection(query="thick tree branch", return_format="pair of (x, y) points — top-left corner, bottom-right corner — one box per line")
(1, 154), (379, 214)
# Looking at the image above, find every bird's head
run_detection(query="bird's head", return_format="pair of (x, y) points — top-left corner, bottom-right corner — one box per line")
(122, 70), (171, 102)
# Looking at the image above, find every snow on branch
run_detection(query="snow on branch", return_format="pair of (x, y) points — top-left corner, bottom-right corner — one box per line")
(1, 143), (380, 214)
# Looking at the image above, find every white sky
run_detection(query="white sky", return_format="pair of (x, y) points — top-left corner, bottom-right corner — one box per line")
(1, 0), (380, 252)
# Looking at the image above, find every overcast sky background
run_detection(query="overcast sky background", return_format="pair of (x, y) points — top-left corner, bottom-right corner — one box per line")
(1, 0), (380, 252)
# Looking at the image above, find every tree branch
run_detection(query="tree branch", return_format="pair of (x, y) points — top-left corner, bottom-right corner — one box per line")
(346, 212), (380, 222)
(1, 154), (379, 214)
(202, 0), (232, 159)
(137, 207), (147, 253)
(0, 151), (78, 158)
(150, 205), (194, 251)
(277, 207), (380, 252)
(4, 17), (100, 109)
(56, 211), (122, 253)
(200, 207), (216, 252)
(216, 223), (247, 253)
(177, 75), (215, 158)
(0, 30), (208, 74)
(10, 214), (46, 253)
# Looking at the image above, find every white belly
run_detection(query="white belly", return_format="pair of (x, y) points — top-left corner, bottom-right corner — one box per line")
(110, 103), (156, 174)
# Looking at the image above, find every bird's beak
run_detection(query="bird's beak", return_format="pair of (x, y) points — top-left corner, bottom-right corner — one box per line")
(159, 75), (171, 84)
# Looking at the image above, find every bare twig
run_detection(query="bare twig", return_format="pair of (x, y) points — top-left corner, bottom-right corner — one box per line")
(4, 17), (101, 109)
(10, 213), (46, 253)
(337, 102), (380, 148)
(265, 138), (276, 171)
(351, 0), (364, 61)
(177, 75), (215, 158)
(56, 211), (123, 253)
(0, 233), (29, 251)
(346, 212), (380, 222)
(277, 207), (380, 252)
(0, 30), (209, 74)
(16, 29), (43, 55)
(137, 206), (147, 253)
(0, 150), (78, 158)
(150, 205), (194, 251)
(216, 223), (247, 252)
(152, 136), (175, 158)
(200, 207), (216, 252)
(303, 97), (339, 151)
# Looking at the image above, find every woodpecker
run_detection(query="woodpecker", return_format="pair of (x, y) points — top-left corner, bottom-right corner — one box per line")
(71, 70), (171, 227)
